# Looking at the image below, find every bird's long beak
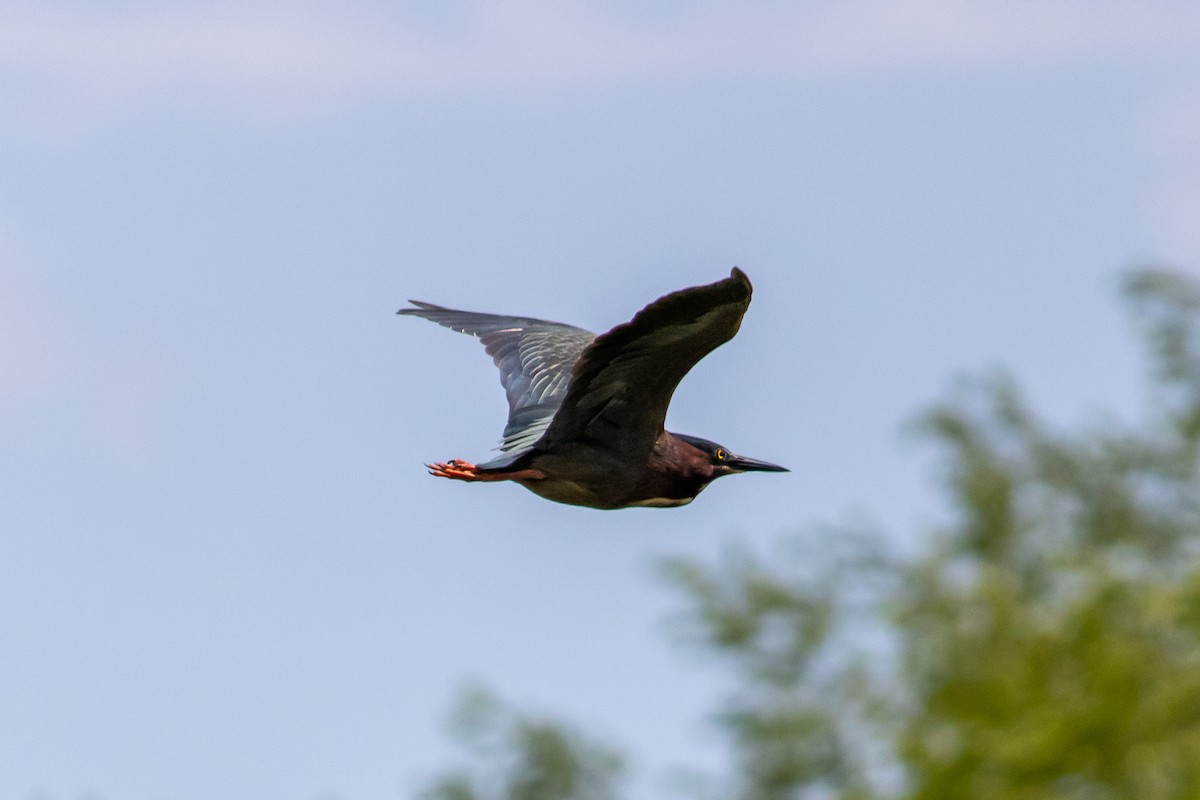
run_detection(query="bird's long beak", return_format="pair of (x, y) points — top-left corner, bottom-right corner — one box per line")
(726, 453), (789, 473)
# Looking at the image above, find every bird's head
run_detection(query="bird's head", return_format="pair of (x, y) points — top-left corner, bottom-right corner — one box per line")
(673, 434), (789, 480)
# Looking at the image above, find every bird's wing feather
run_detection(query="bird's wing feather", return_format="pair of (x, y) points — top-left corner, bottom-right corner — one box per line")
(538, 268), (752, 459)
(396, 301), (596, 464)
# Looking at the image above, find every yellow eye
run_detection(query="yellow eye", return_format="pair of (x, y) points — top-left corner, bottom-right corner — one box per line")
(715, 449), (727, 461)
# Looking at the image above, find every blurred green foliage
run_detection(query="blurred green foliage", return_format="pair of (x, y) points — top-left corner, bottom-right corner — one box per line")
(423, 269), (1200, 800)
(421, 686), (624, 800)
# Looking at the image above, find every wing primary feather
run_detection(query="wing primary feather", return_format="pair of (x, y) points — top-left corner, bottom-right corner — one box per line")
(397, 300), (596, 462)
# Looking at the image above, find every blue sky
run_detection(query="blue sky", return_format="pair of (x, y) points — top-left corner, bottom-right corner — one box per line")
(2, 2), (1199, 798)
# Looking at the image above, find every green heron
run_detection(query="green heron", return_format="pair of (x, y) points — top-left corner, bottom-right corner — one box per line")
(397, 267), (787, 509)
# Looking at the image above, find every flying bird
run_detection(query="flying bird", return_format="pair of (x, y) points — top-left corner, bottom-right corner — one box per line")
(397, 268), (787, 509)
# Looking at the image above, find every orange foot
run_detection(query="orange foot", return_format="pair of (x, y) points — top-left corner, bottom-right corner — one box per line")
(426, 459), (546, 482)
(427, 459), (490, 480)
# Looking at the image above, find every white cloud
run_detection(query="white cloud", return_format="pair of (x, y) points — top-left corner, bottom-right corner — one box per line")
(801, 0), (1200, 71)
(2, 0), (1199, 111)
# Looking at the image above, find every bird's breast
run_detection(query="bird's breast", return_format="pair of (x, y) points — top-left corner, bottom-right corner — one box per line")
(627, 496), (695, 508)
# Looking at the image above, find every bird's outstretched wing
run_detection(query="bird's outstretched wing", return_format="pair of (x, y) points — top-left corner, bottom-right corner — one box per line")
(396, 301), (596, 465)
(538, 268), (752, 459)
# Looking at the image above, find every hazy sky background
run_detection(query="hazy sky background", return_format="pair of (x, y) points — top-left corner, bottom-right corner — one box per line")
(3, 1), (1199, 798)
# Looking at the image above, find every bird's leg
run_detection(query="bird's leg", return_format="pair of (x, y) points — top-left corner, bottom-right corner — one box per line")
(426, 459), (546, 482)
